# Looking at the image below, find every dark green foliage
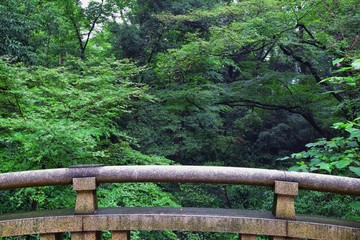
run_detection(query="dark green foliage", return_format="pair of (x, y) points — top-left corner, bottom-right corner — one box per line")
(110, 23), (145, 59)
(295, 191), (360, 221)
(125, 81), (315, 169)
(286, 59), (360, 177)
(0, 186), (75, 214)
(0, 0), (36, 62)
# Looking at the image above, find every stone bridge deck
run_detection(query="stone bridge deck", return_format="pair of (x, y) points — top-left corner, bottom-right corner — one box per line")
(0, 207), (359, 239)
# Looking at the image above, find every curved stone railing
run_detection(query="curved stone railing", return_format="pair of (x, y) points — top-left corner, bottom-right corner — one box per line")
(0, 165), (359, 240)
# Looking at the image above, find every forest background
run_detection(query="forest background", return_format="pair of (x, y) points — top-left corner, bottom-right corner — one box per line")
(0, 0), (359, 239)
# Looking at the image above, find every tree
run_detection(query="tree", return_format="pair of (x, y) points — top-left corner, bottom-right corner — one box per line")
(0, 0), (37, 62)
(151, 0), (360, 135)
(0, 58), (180, 236)
(62, 0), (107, 60)
(0, 57), (154, 170)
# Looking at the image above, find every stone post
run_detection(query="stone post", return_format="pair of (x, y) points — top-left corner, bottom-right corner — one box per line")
(72, 177), (99, 240)
(272, 181), (298, 240)
(238, 234), (257, 239)
(112, 231), (130, 240)
(273, 181), (298, 219)
(73, 177), (98, 214)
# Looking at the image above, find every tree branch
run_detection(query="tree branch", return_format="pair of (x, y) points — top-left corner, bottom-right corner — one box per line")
(349, 35), (359, 51)
(296, 23), (316, 40)
(299, 40), (327, 50)
(229, 41), (273, 57)
(69, 15), (84, 57)
(217, 99), (330, 138)
(279, 44), (344, 103)
(82, 0), (104, 58)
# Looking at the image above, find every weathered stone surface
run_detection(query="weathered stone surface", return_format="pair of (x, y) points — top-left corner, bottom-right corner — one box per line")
(73, 177), (97, 191)
(72, 177), (99, 239)
(71, 232), (100, 240)
(1, 166), (359, 240)
(73, 177), (97, 214)
(74, 191), (97, 214)
(271, 237), (296, 240)
(273, 195), (296, 220)
(238, 234), (257, 239)
(112, 231), (130, 240)
(288, 215), (360, 240)
(273, 181), (298, 220)
(0, 208), (359, 239)
(83, 207), (287, 236)
(0, 209), (82, 237)
(274, 181), (298, 196)
(1, 166), (360, 195)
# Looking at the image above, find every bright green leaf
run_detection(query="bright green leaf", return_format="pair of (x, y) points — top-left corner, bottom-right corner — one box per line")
(334, 160), (352, 169)
(350, 201), (360, 210)
(351, 59), (360, 70)
(332, 58), (344, 66)
(349, 167), (360, 177)
(317, 163), (332, 173)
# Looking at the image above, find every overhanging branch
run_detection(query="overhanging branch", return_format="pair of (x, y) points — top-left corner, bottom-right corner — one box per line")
(279, 44), (344, 103)
(217, 99), (330, 138)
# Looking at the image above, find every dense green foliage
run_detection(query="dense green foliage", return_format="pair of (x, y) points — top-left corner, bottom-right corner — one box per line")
(0, 58), (150, 169)
(0, 0), (359, 239)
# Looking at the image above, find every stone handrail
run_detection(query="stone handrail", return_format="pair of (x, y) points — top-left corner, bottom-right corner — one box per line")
(0, 165), (359, 240)
(1, 165), (359, 194)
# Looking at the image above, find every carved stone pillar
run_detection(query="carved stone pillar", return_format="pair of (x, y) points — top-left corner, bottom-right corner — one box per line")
(272, 181), (299, 240)
(273, 181), (298, 219)
(238, 234), (257, 239)
(73, 177), (98, 214)
(112, 231), (130, 240)
(72, 177), (100, 240)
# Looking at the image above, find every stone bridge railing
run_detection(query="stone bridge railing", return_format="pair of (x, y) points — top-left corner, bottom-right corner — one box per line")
(0, 165), (359, 239)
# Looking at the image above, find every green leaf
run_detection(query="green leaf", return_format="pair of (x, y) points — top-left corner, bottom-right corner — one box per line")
(334, 159), (352, 169)
(309, 158), (321, 166)
(317, 162), (332, 173)
(332, 58), (344, 66)
(333, 67), (352, 73)
(350, 201), (360, 210)
(291, 152), (305, 159)
(332, 122), (347, 129)
(351, 59), (360, 70)
(310, 166), (318, 172)
(347, 141), (359, 148)
(321, 90), (345, 94)
(349, 167), (360, 177)
(349, 130), (360, 140)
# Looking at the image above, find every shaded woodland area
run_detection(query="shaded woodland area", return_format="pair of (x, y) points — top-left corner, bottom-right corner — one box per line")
(0, 0), (359, 239)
